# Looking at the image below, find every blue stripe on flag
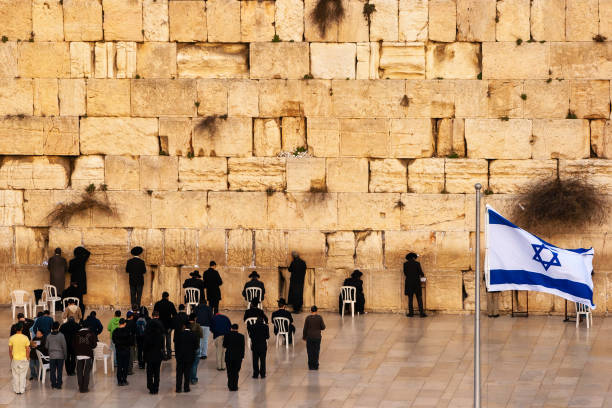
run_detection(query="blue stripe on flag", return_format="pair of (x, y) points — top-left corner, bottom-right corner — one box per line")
(490, 269), (593, 301)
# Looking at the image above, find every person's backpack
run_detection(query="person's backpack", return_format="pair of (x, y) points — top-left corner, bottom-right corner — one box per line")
(136, 317), (147, 337)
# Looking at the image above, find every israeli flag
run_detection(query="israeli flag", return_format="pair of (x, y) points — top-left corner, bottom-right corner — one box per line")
(486, 205), (595, 308)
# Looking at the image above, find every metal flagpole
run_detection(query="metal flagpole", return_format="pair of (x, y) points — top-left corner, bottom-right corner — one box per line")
(474, 183), (482, 408)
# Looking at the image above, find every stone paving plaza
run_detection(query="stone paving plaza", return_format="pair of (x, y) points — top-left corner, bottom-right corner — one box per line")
(1, 309), (611, 408)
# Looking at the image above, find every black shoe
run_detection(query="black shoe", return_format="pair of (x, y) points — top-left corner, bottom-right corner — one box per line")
(260, 375), (266, 378)
(406, 313), (414, 317)
(176, 389), (182, 393)
(420, 313), (427, 318)
(124, 380), (129, 386)
(184, 387), (190, 393)
(200, 356), (207, 360)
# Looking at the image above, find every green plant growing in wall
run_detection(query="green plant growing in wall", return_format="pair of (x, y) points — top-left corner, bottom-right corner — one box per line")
(85, 184), (96, 194)
(520, 93), (527, 100)
(1, 36), (7, 43)
(303, 74), (314, 79)
(293, 146), (307, 156)
(477, 72), (482, 80)
(566, 110), (577, 119)
(311, 0), (345, 36)
(400, 95), (410, 107)
(516, 38), (523, 45)
(47, 190), (116, 226)
(272, 34), (281, 42)
(593, 34), (607, 42)
(446, 152), (459, 159)
(99, 184), (108, 192)
(500, 116), (509, 121)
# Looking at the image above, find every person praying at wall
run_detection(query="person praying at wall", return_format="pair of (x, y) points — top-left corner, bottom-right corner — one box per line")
(242, 271), (265, 306)
(271, 298), (295, 343)
(126, 246), (146, 308)
(287, 251), (307, 314)
(47, 248), (67, 300)
(339, 270), (365, 315)
(404, 253), (427, 318)
(68, 247), (90, 315)
(203, 261), (223, 314)
(183, 270), (205, 304)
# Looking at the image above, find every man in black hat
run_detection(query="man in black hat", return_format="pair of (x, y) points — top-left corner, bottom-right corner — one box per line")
(183, 270), (205, 305)
(287, 251), (307, 313)
(271, 298), (295, 343)
(223, 324), (245, 391)
(339, 270), (366, 315)
(126, 247), (146, 308)
(404, 253), (426, 317)
(203, 261), (223, 314)
(242, 271), (265, 306)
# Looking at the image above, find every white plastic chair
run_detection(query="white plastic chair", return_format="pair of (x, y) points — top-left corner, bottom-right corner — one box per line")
(184, 288), (200, 315)
(94, 342), (113, 374)
(576, 302), (593, 328)
(44, 284), (62, 316)
(340, 286), (357, 318)
(272, 317), (293, 349)
(62, 297), (80, 310)
(245, 287), (263, 309)
(32, 290), (48, 315)
(35, 349), (50, 385)
(11, 290), (30, 319)
(245, 317), (257, 349)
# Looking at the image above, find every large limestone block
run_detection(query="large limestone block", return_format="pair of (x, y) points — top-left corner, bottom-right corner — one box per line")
(179, 157), (227, 191)
(407, 158), (444, 193)
(208, 192), (267, 228)
(0, 190), (24, 226)
(254, 118), (281, 156)
(164, 229), (197, 266)
(102, 0), (143, 41)
(311, 268), (345, 309)
(370, 0), (399, 41)
(0, 42), (17, 78)
(370, 269), (403, 310)
(82, 265), (118, 305)
(192, 117), (252, 157)
(266, 192), (338, 229)
(63, 0), (102, 41)
(58, 79), (86, 116)
(591, 120), (612, 158)
(255, 230), (288, 267)
(378, 43), (425, 79)
(495, 0), (530, 41)
(487, 80), (523, 118)
(259, 80), (331, 117)
(241, 1), (275, 42)
(151, 266), (181, 304)
(177, 44), (248, 79)
(140, 156), (179, 191)
(489, 160), (557, 193)
(428, 0), (456, 42)
(152, 192), (207, 228)
(275, 0), (304, 41)
(369, 159), (407, 192)
(0, 228), (13, 263)
(404, 80), (455, 118)
(0, 157), (69, 190)
(435, 230), (470, 269)
(69, 41), (93, 78)
(196, 79), (228, 117)
(400, 193), (465, 231)
(136, 42), (177, 79)
(287, 231), (325, 268)
(355, 42), (370, 79)
(331, 80), (406, 118)
(326, 158), (369, 192)
(570, 80), (610, 119)
(32, 0), (63, 41)
(456, 0), (495, 41)
(566, 0), (598, 41)
(0, 0), (31, 40)
(228, 158), (286, 192)
(228, 80), (259, 117)
(159, 118), (192, 157)
(24, 190), (90, 227)
(337, 0), (370, 42)
(91, 191), (152, 228)
(104, 156), (140, 190)
(326, 231), (355, 268)
(524, 80), (570, 119)
(114, 42), (137, 79)
(531, 0), (566, 41)
(132, 79), (196, 116)
(168, 1), (206, 42)
(207, 0), (241, 42)
(601, 0), (612, 40)
(339, 118), (389, 157)
(531, 119), (590, 159)
(444, 159), (488, 193)
(18, 42), (70, 78)
(482, 43), (549, 80)
(198, 229), (226, 267)
(0, 116), (42, 155)
(48, 227), (83, 264)
(307, 117), (339, 157)
(310, 43), (356, 79)
(33, 78), (59, 117)
(424, 270), (463, 310)
(550, 42), (612, 79)
(436, 118), (465, 157)
(143, 0), (169, 41)
(0, 79), (33, 116)
(43, 117), (79, 155)
(82, 227), (128, 265)
(384, 230), (435, 268)
(454, 80), (488, 118)
(250, 43), (309, 79)
(303, 0), (337, 42)
(338, 193), (400, 230)
(227, 229), (253, 267)
(282, 117), (306, 152)
(426, 42), (479, 79)
(286, 158), (326, 192)
(355, 231), (383, 268)
(559, 159), (612, 194)
(399, 0), (428, 41)
(464, 119), (532, 159)
(80, 117), (159, 155)
(87, 79), (130, 116)
(71, 156), (104, 189)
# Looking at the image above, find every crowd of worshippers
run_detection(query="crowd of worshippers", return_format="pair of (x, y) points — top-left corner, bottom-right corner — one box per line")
(8, 247), (427, 395)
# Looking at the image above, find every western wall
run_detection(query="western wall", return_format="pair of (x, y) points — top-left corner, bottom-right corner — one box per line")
(0, 0), (611, 314)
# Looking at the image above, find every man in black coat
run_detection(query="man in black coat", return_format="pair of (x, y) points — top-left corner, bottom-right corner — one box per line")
(202, 261), (223, 314)
(173, 322), (199, 393)
(339, 270), (366, 315)
(173, 304), (189, 332)
(247, 317), (269, 378)
(143, 311), (165, 394)
(271, 298), (295, 343)
(242, 271), (265, 306)
(126, 247), (146, 308)
(287, 251), (307, 313)
(47, 247), (67, 297)
(183, 270), (205, 304)
(243, 301), (269, 324)
(153, 292), (177, 360)
(69, 246), (90, 295)
(404, 253), (427, 318)
(59, 317), (80, 375)
(223, 324), (245, 391)
(112, 318), (133, 386)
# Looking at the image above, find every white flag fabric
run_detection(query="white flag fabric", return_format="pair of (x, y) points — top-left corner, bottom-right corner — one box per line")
(486, 205), (595, 308)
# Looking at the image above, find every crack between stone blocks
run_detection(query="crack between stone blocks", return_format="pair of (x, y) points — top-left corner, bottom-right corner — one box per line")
(251, 229), (256, 267)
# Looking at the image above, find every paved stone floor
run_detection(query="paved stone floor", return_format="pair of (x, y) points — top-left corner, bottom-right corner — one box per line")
(1, 308), (611, 407)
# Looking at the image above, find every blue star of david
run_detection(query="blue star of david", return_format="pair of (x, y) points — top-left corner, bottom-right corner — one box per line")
(532, 244), (561, 271)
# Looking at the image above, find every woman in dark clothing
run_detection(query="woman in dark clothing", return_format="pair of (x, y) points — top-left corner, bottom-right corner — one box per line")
(202, 261), (223, 314)
(69, 247), (91, 295)
(338, 270), (365, 315)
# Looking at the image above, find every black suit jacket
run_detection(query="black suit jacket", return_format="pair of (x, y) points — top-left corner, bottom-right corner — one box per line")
(126, 257), (146, 286)
(242, 279), (265, 301)
(173, 328), (199, 362)
(247, 322), (269, 351)
(223, 331), (245, 361)
(143, 319), (165, 362)
(404, 260), (424, 293)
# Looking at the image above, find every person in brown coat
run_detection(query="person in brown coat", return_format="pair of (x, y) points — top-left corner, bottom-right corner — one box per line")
(47, 248), (67, 294)
(302, 306), (325, 370)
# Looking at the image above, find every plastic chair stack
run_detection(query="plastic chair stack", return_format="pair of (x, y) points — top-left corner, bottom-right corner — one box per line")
(11, 290), (31, 319)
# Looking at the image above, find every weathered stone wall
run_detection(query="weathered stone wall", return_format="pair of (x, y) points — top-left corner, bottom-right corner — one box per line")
(1, 0), (611, 314)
